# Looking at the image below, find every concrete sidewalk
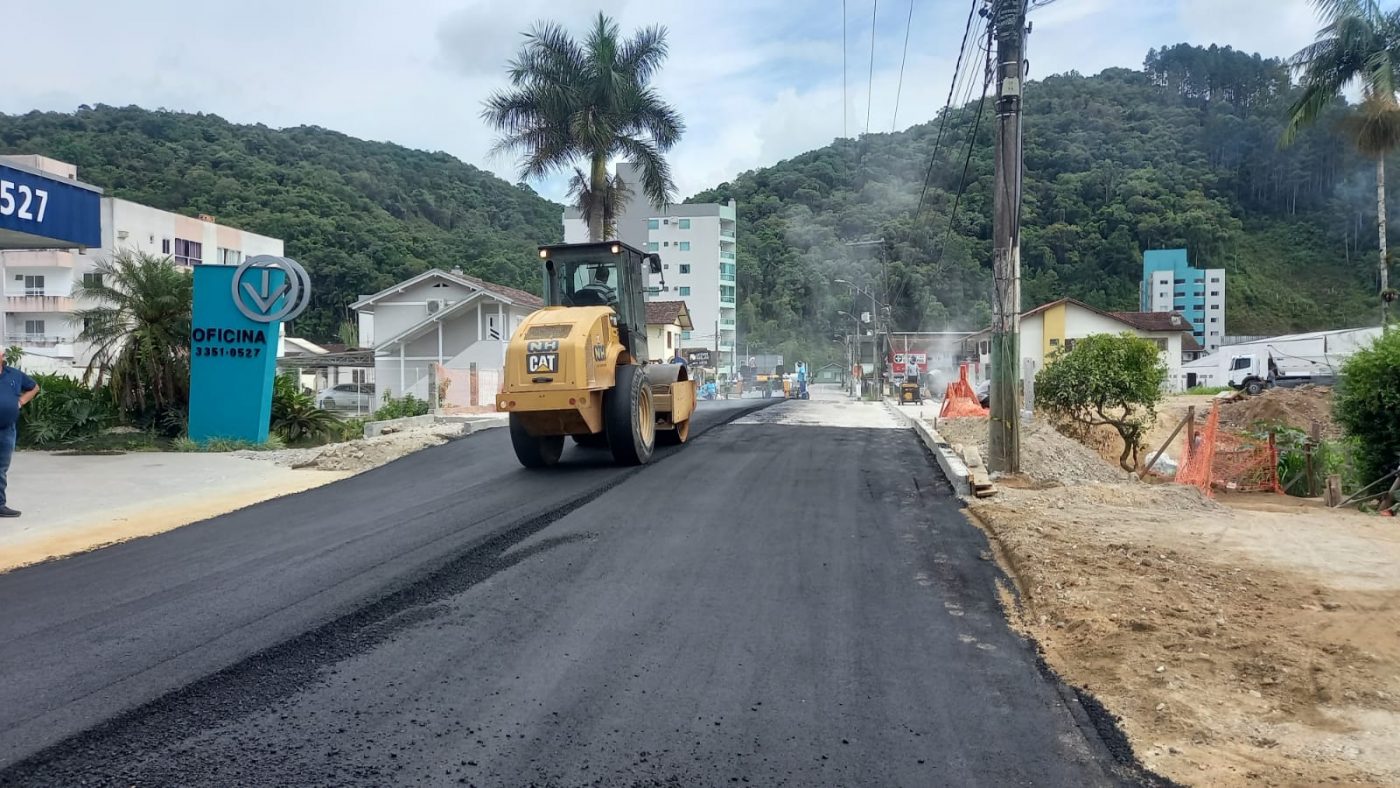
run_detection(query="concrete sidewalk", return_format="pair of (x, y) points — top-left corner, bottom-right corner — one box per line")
(0, 452), (348, 572)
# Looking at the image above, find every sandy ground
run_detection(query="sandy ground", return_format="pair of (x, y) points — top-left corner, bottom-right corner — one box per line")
(0, 453), (349, 572)
(948, 417), (1400, 786)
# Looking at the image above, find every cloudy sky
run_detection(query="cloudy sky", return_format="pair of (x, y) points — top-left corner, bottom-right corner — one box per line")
(2, 0), (1323, 201)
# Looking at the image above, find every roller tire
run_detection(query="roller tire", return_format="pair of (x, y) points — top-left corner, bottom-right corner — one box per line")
(509, 413), (564, 468)
(657, 418), (690, 447)
(572, 432), (608, 449)
(605, 365), (655, 466)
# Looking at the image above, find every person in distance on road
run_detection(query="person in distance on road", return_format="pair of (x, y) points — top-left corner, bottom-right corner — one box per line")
(0, 355), (39, 517)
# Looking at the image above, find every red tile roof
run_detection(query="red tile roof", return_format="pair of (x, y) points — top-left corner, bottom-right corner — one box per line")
(645, 300), (694, 330)
(1110, 311), (1193, 333)
(455, 272), (543, 307)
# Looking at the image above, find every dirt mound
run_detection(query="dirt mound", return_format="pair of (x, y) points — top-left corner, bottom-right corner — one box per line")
(1219, 386), (1340, 439)
(935, 417), (1131, 485)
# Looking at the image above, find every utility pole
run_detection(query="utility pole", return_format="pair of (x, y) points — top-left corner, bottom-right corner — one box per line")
(714, 319), (720, 385)
(988, 0), (1026, 474)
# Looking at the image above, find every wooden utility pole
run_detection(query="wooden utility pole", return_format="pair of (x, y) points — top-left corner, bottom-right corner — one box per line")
(988, 0), (1027, 474)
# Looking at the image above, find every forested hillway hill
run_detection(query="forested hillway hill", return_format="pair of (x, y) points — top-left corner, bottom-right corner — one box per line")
(692, 44), (1386, 362)
(0, 105), (563, 340)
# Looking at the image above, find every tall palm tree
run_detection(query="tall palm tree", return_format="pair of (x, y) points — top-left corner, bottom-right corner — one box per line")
(1285, 0), (1400, 319)
(483, 12), (684, 242)
(73, 250), (192, 421)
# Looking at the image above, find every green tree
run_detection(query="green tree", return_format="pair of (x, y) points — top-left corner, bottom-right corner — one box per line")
(1035, 333), (1167, 471)
(482, 12), (684, 241)
(73, 250), (193, 425)
(1285, 0), (1400, 320)
(1334, 329), (1400, 486)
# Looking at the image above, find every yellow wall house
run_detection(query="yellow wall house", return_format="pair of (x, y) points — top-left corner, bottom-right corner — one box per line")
(644, 300), (694, 363)
(964, 298), (1201, 392)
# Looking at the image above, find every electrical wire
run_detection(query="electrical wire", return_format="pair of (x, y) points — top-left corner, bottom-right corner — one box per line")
(843, 0), (848, 138)
(934, 27), (994, 271)
(891, 0), (915, 132)
(913, 0), (983, 218)
(865, 0), (879, 135)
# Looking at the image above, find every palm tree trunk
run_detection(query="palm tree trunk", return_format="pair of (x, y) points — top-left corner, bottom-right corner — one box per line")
(1379, 156), (1390, 324)
(588, 154), (608, 242)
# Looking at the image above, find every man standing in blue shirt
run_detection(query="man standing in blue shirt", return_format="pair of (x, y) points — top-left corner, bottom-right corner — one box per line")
(0, 358), (39, 517)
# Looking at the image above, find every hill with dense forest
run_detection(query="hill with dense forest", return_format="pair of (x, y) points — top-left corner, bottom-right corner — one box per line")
(0, 105), (562, 340)
(692, 44), (1388, 363)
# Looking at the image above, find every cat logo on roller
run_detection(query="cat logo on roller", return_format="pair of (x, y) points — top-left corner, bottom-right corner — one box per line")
(497, 242), (695, 468)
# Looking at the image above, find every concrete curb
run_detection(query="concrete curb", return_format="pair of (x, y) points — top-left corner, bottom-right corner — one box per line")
(883, 401), (971, 496)
(363, 414), (437, 438)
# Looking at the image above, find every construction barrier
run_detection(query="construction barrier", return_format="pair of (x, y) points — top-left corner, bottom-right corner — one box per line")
(1176, 402), (1281, 496)
(939, 364), (988, 419)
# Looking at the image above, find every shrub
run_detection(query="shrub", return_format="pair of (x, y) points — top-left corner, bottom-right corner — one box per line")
(1036, 333), (1167, 471)
(1333, 329), (1400, 487)
(373, 393), (429, 421)
(270, 373), (339, 443)
(1184, 385), (1232, 395)
(174, 436), (286, 452)
(17, 374), (118, 448)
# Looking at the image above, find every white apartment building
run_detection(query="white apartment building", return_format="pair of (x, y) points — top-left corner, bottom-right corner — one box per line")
(563, 162), (739, 373)
(0, 155), (283, 371)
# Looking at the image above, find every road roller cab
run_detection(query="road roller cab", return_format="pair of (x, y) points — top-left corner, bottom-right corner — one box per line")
(497, 242), (696, 468)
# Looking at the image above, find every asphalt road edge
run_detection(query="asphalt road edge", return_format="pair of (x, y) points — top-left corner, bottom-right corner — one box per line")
(0, 398), (780, 779)
(890, 414), (1179, 787)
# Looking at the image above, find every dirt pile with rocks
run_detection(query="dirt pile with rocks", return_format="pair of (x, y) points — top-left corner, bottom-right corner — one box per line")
(1219, 386), (1340, 439)
(934, 417), (1132, 485)
(236, 423), (471, 472)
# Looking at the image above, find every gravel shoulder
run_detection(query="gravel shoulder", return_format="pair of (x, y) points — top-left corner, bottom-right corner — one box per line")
(948, 417), (1400, 786)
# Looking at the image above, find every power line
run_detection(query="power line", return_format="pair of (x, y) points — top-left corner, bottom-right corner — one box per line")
(913, 0), (983, 218)
(891, 0), (915, 132)
(843, 0), (848, 138)
(865, 0), (879, 135)
(934, 22), (995, 269)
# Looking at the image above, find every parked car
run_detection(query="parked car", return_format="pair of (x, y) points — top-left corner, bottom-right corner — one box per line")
(316, 383), (375, 410)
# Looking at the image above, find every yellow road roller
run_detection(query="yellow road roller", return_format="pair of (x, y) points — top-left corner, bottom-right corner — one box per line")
(496, 241), (696, 468)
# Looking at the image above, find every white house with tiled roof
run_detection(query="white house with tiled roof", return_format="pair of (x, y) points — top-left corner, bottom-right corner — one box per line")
(351, 268), (543, 401)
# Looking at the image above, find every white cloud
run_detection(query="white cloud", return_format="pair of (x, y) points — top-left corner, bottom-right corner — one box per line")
(0, 0), (1330, 205)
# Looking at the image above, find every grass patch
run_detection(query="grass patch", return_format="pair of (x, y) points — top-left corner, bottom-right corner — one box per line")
(1184, 385), (1233, 395)
(30, 430), (172, 454)
(173, 436), (288, 453)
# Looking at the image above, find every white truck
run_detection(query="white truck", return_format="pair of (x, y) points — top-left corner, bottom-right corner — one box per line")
(1225, 327), (1381, 395)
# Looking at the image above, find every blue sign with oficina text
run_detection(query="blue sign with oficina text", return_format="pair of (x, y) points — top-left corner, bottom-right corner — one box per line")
(187, 265), (286, 443)
(0, 162), (102, 248)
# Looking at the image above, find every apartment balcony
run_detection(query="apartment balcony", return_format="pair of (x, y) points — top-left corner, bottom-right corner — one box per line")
(719, 234), (736, 245)
(1, 250), (77, 269)
(720, 318), (736, 328)
(7, 295), (75, 313)
(7, 334), (72, 348)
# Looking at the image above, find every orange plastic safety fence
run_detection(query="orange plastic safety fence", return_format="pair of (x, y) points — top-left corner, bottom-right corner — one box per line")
(1176, 402), (1280, 497)
(939, 363), (988, 419)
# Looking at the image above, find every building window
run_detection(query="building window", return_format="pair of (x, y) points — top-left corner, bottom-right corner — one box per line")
(1210, 330), (1220, 336)
(646, 242), (659, 252)
(1211, 277), (1221, 283)
(1210, 304), (1220, 310)
(1049, 338), (1060, 346)
(24, 319), (44, 337)
(218, 248), (242, 266)
(647, 219), (659, 230)
(1065, 338), (1078, 352)
(82, 317), (95, 336)
(81, 272), (104, 289)
(678, 219), (691, 229)
(174, 238), (202, 266)
(1173, 278), (1185, 285)
(679, 286), (691, 296)
(666, 333), (673, 349)
(720, 284), (736, 302)
(679, 264), (691, 274)
(679, 241), (691, 251)
(1210, 290), (1220, 296)
(22, 275), (45, 296)
(682, 330), (692, 340)
(161, 238), (171, 254)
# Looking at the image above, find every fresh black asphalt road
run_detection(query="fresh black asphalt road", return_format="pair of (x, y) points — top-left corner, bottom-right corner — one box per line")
(0, 397), (1150, 786)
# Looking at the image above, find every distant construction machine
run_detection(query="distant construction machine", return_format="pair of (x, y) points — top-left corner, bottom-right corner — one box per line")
(496, 242), (696, 468)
